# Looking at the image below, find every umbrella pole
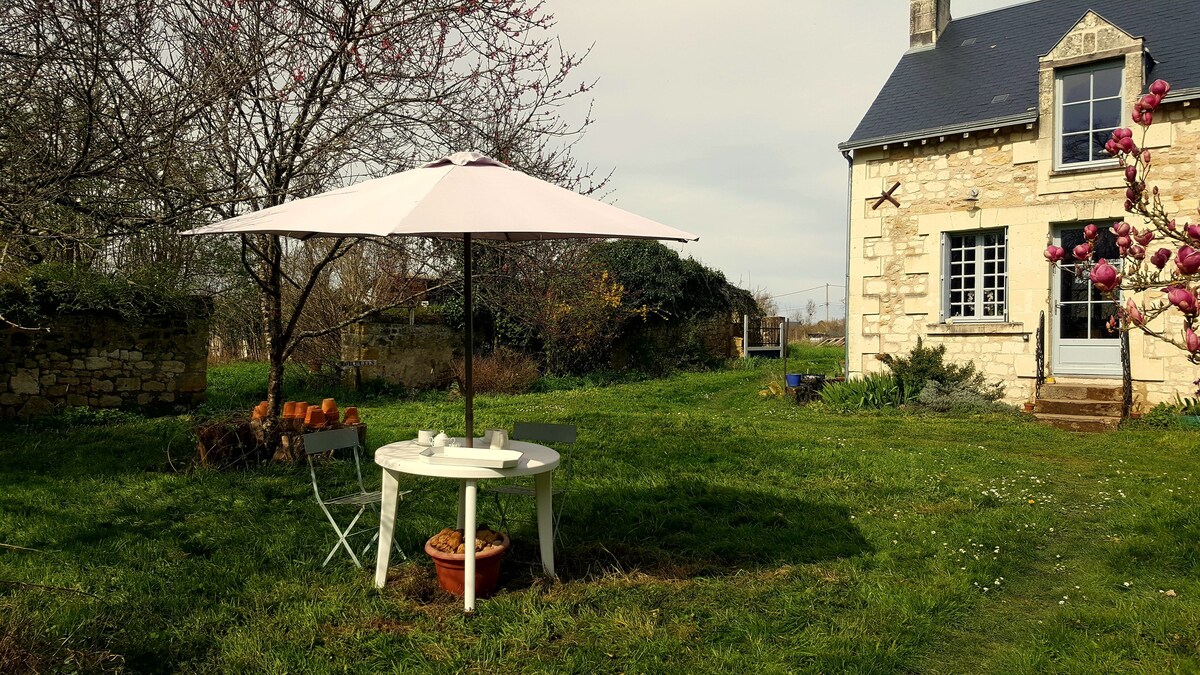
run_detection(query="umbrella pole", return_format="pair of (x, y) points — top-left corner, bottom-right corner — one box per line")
(463, 233), (474, 447)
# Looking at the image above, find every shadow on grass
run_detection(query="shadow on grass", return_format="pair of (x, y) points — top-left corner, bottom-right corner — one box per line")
(492, 480), (870, 587)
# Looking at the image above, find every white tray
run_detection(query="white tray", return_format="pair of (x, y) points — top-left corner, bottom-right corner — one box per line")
(419, 447), (522, 469)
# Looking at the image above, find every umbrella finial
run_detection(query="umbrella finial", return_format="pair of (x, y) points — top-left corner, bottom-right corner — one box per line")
(423, 152), (508, 169)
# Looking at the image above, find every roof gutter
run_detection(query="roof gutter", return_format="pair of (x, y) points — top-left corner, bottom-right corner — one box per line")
(837, 112), (1039, 152)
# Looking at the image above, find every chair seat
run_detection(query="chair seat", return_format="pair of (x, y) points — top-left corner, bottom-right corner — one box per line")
(324, 490), (382, 506)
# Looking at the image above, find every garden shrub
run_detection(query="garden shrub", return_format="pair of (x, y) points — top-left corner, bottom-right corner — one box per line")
(911, 380), (1017, 414)
(0, 262), (194, 326)
(454, 347), (539, 394)
(1140, 402), (1183, 429)
(818, 372), (905, 410)
(877, 338), (1004, 402)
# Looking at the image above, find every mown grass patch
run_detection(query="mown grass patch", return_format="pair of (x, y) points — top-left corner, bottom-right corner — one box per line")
(2, 351), (1200, 672)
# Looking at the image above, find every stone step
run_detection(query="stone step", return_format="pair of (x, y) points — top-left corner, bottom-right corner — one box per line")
(1040, 383), (1123, 402)
(1033, 412), (1121, 433)
(1034, 398), (1123, 417)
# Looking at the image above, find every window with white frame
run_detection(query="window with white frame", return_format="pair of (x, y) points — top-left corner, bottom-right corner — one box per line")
(1057, 62), (1123, 167)
(944, 229), (1007, 321)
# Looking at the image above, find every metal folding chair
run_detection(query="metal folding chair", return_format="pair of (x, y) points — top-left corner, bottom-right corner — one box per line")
(486, 422), (577, 543)
(303, 427), (409, 568)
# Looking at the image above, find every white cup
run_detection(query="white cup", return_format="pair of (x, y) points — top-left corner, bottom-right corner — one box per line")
(417, 429), (435, 446)
(488, 429), (508, 449)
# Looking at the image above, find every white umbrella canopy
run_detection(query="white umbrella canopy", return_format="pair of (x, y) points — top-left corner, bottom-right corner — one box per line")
(184, 152), (697, 242)
(185, 152), (699, 444)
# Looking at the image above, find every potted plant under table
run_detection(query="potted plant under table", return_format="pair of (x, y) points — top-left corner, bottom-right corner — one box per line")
(425, 526), (510, 598)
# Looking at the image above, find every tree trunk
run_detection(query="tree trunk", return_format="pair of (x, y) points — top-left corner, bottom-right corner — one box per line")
(260, 235), (286, 446)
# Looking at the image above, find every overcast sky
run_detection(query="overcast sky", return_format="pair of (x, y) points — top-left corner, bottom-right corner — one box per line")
(550, 0), (1021, 318)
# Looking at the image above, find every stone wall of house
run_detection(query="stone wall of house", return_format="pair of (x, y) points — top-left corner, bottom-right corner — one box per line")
(341, 314), (459, 390)
(0, 303), (211, 418)
(848, 101), (1200, 409)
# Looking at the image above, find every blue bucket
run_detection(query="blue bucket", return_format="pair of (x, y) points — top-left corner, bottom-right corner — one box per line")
(785, 374), (802, 388)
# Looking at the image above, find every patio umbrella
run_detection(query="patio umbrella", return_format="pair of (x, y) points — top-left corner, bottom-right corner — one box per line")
(184, 152), (698, 444)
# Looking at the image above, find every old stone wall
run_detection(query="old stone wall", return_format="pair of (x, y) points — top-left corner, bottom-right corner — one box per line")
(341, 315), (458, 390)
(1, 302), (211, 418)
(848, 101), (1200, 408)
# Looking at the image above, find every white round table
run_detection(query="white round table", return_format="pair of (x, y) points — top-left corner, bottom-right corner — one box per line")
(373, 438), (560, 611)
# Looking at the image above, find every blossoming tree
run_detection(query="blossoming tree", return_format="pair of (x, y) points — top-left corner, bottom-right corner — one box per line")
(1044, 79), (1200, 371)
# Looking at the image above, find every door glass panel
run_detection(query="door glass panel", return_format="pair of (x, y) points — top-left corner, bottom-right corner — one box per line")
(1093, 302), (1119, 340)
(1059, 302), (1090, 339)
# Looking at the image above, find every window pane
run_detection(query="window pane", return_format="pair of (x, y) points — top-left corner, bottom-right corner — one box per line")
(1093, 66), (1122, 98)
(1062, 133), (1091, 164)
(1091, 131), (1114, 161)
(1062, 102), (1091, 133)
(1092, 98), (1121, 128)
(1062, 72), (1091, 103)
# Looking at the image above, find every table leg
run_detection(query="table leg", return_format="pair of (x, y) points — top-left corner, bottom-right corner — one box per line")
(456, 482), (466, 530)
(374, 468), (400, 588)
(535, 472), (555, 578)
(463, 479), (477, 612)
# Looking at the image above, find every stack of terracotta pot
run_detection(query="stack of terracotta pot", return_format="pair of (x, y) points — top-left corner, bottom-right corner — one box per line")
(261, 398), (363, 431)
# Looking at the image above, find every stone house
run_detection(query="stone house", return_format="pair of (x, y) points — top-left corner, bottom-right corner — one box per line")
(840, 0), (1200, 419)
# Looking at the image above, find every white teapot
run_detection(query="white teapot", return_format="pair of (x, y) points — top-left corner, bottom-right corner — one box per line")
(432, 430), (449, 447)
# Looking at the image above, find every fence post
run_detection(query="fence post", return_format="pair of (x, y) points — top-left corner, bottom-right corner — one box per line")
(742, 314), (749, 360)
(779, 317), (787, 359)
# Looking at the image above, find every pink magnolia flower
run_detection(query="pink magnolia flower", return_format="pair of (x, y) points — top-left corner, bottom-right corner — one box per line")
(1187, 326), (1200, 354)
(1139, 94), (1162, 112)
(1119, 136), (1137, 153)
(1072, 243), (1093, 261)
(1152, 248), (1172, 270)
(1150, 79), (1171, 97)
(1083, 224), (1099, 241)
(1165, 285), (1198, 314)
(1124, 165), (1137, 182)
(1044, 245), (1065, 263)
(1187, 225), (1200, 241)
(1090, 259), (1120, 292)
(1177, 246), (1200, 275)
(1141, 150), (1152, 165)
(1126, 299), (1146, 326)
(1111, 222), (1131, 237)
(1133, 228), (1154, 246)
(1130, 245), (1146, 261)
(1117, 236), (1132, 255)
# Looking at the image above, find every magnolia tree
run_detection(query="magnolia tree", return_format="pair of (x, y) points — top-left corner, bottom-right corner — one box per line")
(1044, 79), (1200, 385)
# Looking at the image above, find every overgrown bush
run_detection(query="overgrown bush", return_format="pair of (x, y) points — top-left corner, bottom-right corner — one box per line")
(911, 380), (1017, 414)
(877, 339), (1004, 402)
(818, 373), (905, 410)
(454, 347), (539, 394)
(0, 262), (196, 326)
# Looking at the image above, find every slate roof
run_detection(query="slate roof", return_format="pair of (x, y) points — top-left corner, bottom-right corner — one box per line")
(841, 0), (1200, 151)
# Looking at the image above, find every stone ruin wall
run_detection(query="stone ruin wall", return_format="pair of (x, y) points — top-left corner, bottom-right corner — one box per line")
(1, 303), (211, 418)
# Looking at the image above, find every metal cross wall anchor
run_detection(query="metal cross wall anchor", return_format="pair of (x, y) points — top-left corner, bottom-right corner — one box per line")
(872, 181), (901, 210)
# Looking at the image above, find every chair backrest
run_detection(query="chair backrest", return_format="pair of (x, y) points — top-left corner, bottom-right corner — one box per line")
(303, 428), (367, 502)
(512, 422), (576, 445)
(302, 427), (361, 455)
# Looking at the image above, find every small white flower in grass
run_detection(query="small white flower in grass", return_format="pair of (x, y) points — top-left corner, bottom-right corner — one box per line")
(1124, 581), (1132, 588)
(1059, 600), (1066, 605)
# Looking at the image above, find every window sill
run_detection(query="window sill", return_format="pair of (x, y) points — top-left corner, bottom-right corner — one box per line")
(926, 322), (1028, 337)
(1049, 162), (1120, 178)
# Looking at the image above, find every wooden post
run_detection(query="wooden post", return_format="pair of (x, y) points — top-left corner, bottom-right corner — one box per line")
(742, 314), (749, 360)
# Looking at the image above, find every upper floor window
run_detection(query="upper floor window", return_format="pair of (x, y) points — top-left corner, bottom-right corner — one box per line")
(1057, 62), (1123, 168)
(944, 229), (1007, 322)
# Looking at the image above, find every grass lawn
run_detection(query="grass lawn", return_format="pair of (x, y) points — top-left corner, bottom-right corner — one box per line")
(2, 347), (1200, 673)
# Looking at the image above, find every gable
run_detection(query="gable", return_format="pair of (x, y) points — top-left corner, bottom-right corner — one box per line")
(1042, 11), (1138, 65)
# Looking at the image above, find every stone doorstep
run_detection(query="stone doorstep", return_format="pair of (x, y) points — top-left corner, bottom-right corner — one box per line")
(1032, 412), (1122, 433)
(1034, 398), (1123, 417)
(1039, 383), (1124, 402)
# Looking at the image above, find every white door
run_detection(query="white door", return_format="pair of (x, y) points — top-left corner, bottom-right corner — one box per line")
(1052, 226), (1121, 376)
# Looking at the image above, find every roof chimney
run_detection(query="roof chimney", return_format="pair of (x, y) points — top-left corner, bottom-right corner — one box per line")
(910, 0), (951, 50)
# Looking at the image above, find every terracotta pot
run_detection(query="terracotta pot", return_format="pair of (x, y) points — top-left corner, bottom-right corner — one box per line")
(282, 401), (297, 419)
(322, 398), (338, 414)
(295, 403), (309, 420)
(305, 407), (326, 428)
(425, 532), (510, 598)
(343, 407), (360, 425)
(1023, 402), (1035, 413)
